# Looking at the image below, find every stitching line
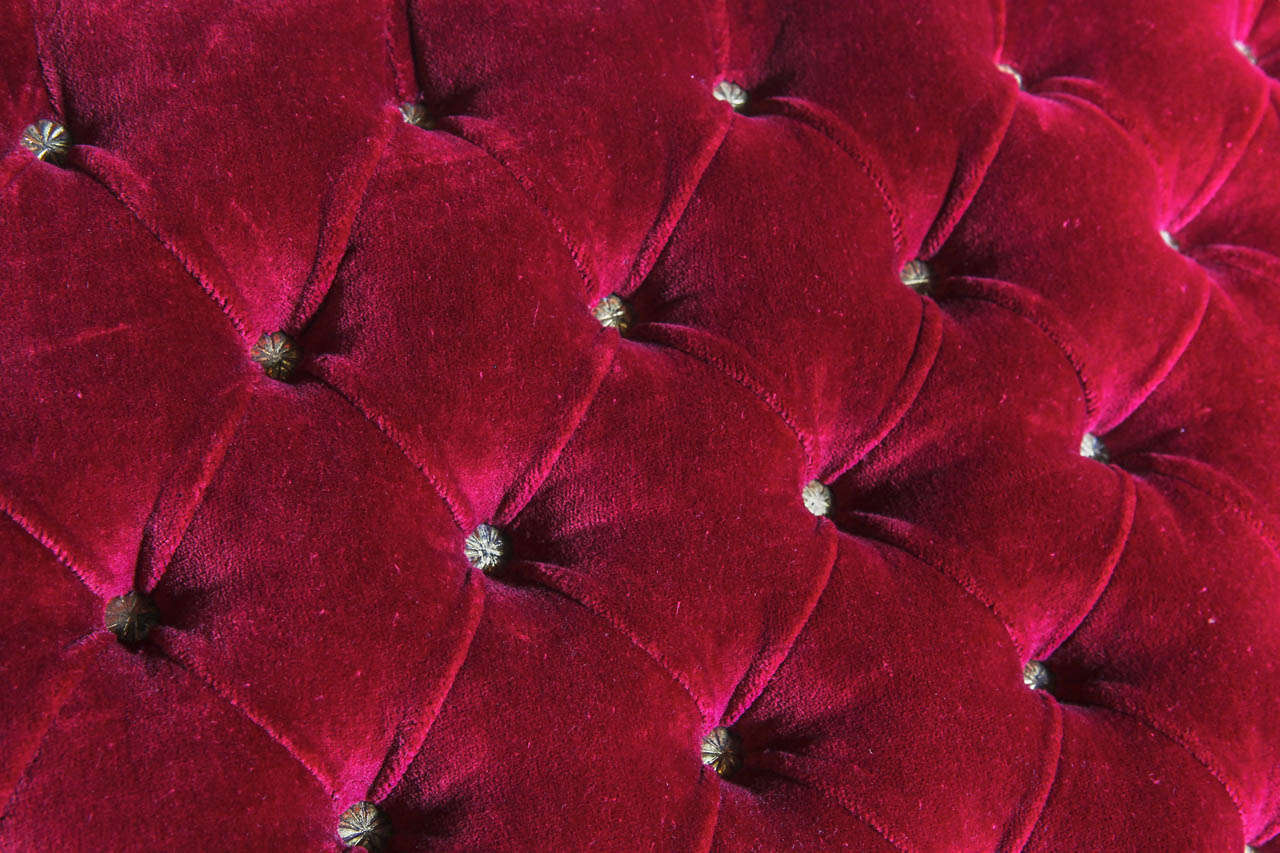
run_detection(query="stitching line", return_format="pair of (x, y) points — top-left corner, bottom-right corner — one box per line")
(368, 571), (486, 801)
(159, 637), (335, 798)
(1039, 466), (1136, 656)
(637, 322), (817, 467)
(1090, 686), (1247, 824)
(944, 277), (1099, 420)
(0, 492), (100, 597)
(76, 148), (249, 338)
(309, 369), (469, 530)
(763, 97), (904, 254)
(844, 513), (1024, 657)
(618, 116), (732, 295)
(494, 336), (618, 524)
(444, 120), (595, 292)
(827, 298), (943, 482)
(1010, 695), (1064, 853)
(519, 559), (712, 722)
(724, 521), (839, 724)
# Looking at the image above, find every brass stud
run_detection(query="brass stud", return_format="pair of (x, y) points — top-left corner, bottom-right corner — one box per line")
(20, 119), (71, 165)
(900, 259), (932, 293)
(1079, 432), (1109, 463)
(700, 726), (742, 778)
(337, 801), (391, 851)
(250, 331), (301, 381)
(399, 101), (433, 129)
(1023, 659), (1051, 691)
(104, 591), (159, 645)
(592, 293), (632, 334)
(712, 80), (749, 111)
(802, 480), (832, 517)
(464, 523), (506, 573)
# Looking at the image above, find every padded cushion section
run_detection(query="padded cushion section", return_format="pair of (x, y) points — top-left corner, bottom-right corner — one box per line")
(633, 111), (926, 475)
(1051, 474), (1280, 835)
(32, 0), (392, 331)
(1005, 0), (1268, 227)
(0, 647), (335, 851)
(739, 536), (1055, 853)
(150, 382), (484, 805)
(306, 126), (616, 525)
(839, 302), (1120, 657)
(936, 95), (1210, 429)
(512, 346), (832, 717)
(0, 163), (246, 594)
(385, 585), (711, 850)
(1024, 707), (1243, 852)
(405, 0), (724, 294)
(0, 517), (97, 808)
(722, 0), (1012, 253)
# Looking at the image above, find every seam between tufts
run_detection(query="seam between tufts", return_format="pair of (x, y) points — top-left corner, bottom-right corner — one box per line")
(520, 559), (713, 723)
(445, 121), (596, 292)
(161, 638), (335, 799)
(765, 97), (904, 254)
(309, 369), (469, 530)
(0, 492), (100, 597)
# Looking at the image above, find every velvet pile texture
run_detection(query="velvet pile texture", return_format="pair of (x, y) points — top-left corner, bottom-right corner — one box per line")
(3, 0), (1280, 850)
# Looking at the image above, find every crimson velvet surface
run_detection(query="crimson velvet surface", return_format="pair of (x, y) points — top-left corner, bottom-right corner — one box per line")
(2, 0), (1280, 850)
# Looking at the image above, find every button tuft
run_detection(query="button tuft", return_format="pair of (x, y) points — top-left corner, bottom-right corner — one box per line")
(1023, 659), (1051, 691)
(399, 101), (433, 129)
(1079, 432), (1109, 463)
(1160, 229), (1180, 252)
(712, 80), (749, 111)
(700, 726), (743, 778)
(593, 293), (632, 333)
(802, 480), (832, 517)
(1235, 40), (1258, 64)
(464, 523), (507, 572)
(104, 591), (159, 645)
(250, 331), (301, 381)
(21, 119), (71, 165)
(337, 801), (391, 851)
(900, 259), (932, 293)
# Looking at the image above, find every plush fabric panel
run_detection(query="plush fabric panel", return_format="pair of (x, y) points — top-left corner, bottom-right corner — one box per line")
(1, 0), (1278, 850)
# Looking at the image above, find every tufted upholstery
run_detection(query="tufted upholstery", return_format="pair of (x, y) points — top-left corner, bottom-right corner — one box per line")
(2, 1), (1280, 850)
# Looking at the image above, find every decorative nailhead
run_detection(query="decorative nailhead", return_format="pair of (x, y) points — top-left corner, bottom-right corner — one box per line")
(1160, 229), (1180, 252)
(250, 331), (301, 381)
(900, 259), (932, 293)
(20, 119), (71, 165)
(802, 480), (832, 517)
(104, 591), (160, 645)
(464, 523), (507, 572)
(593, 293), (632, 333)
(1079, 432), (1109, 463)
(997, 62), (1024, 88)
(701, 726), (743, 778)
(337, 801), (391, 851)
(399, 101), (432, 128)
(1023, 659), (1051, 691)
(712, 80), (749, 111)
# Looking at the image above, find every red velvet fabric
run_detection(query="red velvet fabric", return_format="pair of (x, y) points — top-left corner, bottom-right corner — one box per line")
(2, 1), (1279, 850)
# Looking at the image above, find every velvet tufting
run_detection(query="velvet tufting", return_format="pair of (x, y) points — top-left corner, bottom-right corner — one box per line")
(2, 0), (1280, 850)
